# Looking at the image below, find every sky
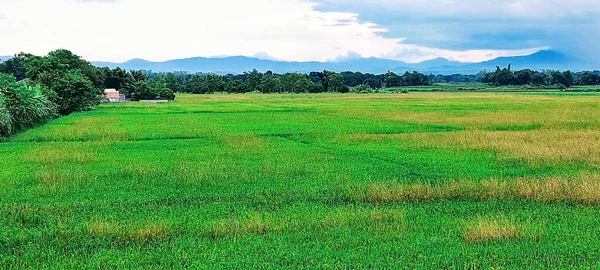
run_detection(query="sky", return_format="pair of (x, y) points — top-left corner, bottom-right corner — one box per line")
(0, 0), (598, 63)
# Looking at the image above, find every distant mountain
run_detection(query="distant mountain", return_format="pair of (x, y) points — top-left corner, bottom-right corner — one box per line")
(412, 58), (470, 69)
(93, 56), (413, 74)
(93, 50), (593, 75)
(0, 56), (12, 61)
(419, 50), (589, 74)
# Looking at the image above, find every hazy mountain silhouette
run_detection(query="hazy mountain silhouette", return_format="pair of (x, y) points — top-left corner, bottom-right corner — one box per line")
(417, 50), (587, 74)
(88, 50), (594, 74)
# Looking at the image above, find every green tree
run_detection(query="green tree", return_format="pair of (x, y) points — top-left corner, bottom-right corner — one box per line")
(261, 77), (282, 93)
(0, 55), (27, 81)
(326, 72), (344, 92)
(24, 49), (103, 89)
(164, 72), (184, 93)
(102, 67), (136, 97)
(45, 70), (101, 115)
(133, 81), (175, 101)
(247, 69), (263, 91)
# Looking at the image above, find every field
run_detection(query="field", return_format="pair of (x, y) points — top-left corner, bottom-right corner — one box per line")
(2, 92), (600, 268)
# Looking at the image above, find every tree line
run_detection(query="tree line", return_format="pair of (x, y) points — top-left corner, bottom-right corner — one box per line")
(476, 64), (600, 87)
(138, 69), (430, 94)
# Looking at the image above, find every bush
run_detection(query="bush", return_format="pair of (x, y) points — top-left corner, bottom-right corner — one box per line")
(0, 105), (12, 137)
(0, 74), (57, 137)
(351, 84), (372, 93)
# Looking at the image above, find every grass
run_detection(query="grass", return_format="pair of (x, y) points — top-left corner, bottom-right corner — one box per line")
(462, 216), (541, 243)
(347, 173), (600, 205)
(1, 92), (600, 268)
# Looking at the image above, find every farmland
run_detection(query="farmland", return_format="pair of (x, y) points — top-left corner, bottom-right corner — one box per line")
(2, 92), (600, 268)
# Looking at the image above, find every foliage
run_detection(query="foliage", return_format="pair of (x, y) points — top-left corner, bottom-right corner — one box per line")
(482, 64), (575, 87)
(0, 55), (27, 81)
(18, 49), (104, 115)
(0, 74), (56, 137)
(144, 69), (430, 95)
(133, 81), (175, 101)
(101, 67), (137, 97)
(45, 70), (101, 115)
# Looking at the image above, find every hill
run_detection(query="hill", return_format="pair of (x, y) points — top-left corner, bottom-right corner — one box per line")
(87, 50), (595, 74)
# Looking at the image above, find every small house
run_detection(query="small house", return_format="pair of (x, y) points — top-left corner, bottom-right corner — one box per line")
(104, 89), (121, 102)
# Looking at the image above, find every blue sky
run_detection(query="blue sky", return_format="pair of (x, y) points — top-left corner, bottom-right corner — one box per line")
(0, 0), (597, 63)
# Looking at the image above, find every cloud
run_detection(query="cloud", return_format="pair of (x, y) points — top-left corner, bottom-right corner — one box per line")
(252, 52), (279, 61)
(313, 0), (600, 61)
(330, 51), (363, 62)
(0, 0), (564, 63)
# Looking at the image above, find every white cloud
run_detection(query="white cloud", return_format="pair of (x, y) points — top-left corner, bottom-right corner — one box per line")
(0, 0), (546, 63)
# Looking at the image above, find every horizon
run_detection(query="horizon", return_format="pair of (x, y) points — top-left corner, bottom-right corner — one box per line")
(2, 0), (597, 63)
(32, 49), (557, 65)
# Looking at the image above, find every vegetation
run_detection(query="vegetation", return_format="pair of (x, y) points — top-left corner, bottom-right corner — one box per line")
(1, 93), (600, 268)
(0, 50), (178, 138)
(0, 74), (56, 137)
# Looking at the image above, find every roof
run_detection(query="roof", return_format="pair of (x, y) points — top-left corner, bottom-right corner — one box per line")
(104, 89), (118, 93)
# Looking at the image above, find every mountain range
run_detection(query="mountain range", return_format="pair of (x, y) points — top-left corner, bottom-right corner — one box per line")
(2, 50), (596, 75)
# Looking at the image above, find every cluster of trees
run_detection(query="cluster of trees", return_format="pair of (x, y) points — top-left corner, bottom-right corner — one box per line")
(576, 71), (600, 85)
(0, 50), (103, 136)
(482, 64), (574, 87)
(0, 49), (176, 137)
(144, 69), (430, 94)
(428, 71), (487, 84)
(426, 68), (600, 86)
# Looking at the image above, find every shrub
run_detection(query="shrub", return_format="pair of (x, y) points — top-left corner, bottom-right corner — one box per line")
(0, 105), (12, 137)
(351, 84), (372, 93)
(0, 74), (57, 137)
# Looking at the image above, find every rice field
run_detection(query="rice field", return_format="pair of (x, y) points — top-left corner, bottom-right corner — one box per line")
(2, 92), (600, 268)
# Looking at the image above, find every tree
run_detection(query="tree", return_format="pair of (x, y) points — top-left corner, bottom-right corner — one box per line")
(205, 74), (226, 93)
(326, 72), (344, 92)
(385, 71), (403, 87)
(102, 67), (136, 97)
(578, 72), (600, 85)
(261, 77), (282, 93)
(247, 69), (263, 91)
(0, 55), (27, 81)
(45, 70), (101, 115)
(24, 49), (103, 89)
(133, 81), (175, 101)
(163, 72), (184, 93)
(531, 72), (548, 85)
(562, 71), (574, 87)
(363, 77), (382, 89)
(515, 69), (533, 85)
(280, 73), (307, 93)
(293, 77), (316, 93)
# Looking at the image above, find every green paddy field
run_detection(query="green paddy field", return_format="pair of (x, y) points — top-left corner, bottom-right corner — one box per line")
(1, 93), (600, 268)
